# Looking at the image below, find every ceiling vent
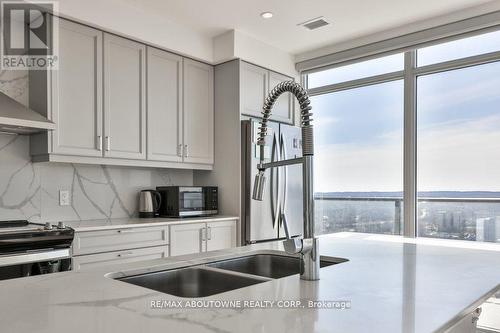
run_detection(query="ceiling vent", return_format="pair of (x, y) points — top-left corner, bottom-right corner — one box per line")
(298, 17), (330, 30)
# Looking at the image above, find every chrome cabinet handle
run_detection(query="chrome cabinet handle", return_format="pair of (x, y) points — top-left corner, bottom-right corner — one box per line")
(98, 136), (103, 151)
(105, 136), (111, 151)
(207, 227), (212, 240)
(184, 144), (189, 157)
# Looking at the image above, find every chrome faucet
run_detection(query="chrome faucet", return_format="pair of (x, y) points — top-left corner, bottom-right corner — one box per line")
(252, 81), (320, 281)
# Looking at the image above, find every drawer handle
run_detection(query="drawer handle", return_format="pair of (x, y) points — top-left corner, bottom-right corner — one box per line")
(117, 251), (134, 257)
(117, 229), (135, 234)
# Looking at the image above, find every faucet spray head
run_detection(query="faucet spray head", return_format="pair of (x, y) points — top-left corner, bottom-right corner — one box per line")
(252, 170), (266, 201)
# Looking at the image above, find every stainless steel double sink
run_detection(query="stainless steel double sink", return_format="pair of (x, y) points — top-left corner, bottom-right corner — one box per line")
(115, 254), (347, 298)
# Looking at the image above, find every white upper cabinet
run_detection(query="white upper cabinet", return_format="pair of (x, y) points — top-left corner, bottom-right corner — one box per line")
(241, 62), (268, 118)
(268, 71), (294, 124)
(241, 61), (294, 124)
(30, 19), (214, 170)
(183, 59), (214, 165)
(103, 34), (146, 160)
(51, 18), (103, 156)
(146, 47), (183, 162)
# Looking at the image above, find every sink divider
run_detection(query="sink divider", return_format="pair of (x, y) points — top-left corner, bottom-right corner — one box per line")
(198, 265), (274, 282)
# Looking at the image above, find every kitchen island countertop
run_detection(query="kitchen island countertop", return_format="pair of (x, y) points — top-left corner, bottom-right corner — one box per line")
(0, 232), (499, 333)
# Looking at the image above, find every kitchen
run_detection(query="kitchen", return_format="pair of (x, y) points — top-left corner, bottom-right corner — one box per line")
(1, 1), (500, 332)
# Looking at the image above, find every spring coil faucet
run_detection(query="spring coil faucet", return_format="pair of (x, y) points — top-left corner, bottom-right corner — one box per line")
(252, 81), (319, 281)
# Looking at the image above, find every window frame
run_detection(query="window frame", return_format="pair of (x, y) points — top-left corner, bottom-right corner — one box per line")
(302, 27), (500, 238)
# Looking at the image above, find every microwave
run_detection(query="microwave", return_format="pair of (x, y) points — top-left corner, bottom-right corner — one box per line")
(156, 186), (218, 218)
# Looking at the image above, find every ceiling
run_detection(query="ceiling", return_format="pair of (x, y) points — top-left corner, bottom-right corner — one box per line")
(119, 0), (500, 55)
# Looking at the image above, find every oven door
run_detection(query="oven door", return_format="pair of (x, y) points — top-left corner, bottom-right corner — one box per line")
(0, 249), (72, 281)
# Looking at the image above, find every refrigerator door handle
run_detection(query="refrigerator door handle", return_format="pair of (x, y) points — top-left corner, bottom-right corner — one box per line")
(279, 132), (288, 227)
(270, 132), (281, 229)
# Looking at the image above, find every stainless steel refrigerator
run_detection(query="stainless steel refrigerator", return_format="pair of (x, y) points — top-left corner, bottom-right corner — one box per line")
(241, 119), (303, 244)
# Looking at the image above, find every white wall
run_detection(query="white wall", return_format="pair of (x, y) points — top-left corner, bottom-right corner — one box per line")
(214, 30), (298, 77)
(56, 0), (213, 62)
(56, 0), (297, 77)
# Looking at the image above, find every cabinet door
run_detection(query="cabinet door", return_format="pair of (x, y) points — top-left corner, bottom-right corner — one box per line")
(103, 34), (146, 160)
(183, 59), (214, 164)
(51, 18), (103, 156)
(73, 246), (168, 271)
(169, 223), (206, 256)
(268, 71), (294, 124)
(146, 47), (183, 162)
(241, 62), (268, 118)
(206, 220), (237, 251)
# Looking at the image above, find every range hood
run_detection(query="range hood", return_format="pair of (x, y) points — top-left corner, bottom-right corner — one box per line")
(0, 92), (55, 134)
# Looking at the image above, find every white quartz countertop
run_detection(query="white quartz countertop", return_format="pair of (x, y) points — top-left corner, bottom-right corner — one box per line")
(1, 233), (499, 333)
(63, 215), (239, 232)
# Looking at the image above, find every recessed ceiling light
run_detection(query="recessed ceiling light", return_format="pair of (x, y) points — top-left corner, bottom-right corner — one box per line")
(261, 12), (273, 19)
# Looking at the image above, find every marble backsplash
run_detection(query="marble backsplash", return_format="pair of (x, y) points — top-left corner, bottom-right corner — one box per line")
(0, 69), (193, 223)
(0, 69), (28, 105)
(0, 134), (193, 222)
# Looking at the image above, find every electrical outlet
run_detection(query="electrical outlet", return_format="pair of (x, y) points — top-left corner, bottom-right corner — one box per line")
(59, 190), (70, 206)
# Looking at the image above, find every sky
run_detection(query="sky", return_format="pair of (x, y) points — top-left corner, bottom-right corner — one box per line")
(310, 35), (500, 193)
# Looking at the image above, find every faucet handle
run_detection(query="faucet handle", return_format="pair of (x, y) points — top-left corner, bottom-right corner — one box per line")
(281, 213), (303, 254)
(281, 213), (291, 238)
(283, 236), (303, 254)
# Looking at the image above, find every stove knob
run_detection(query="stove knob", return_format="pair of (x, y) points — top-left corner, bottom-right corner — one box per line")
(44, 222), (53, 230)
(57, 221), (66, 229)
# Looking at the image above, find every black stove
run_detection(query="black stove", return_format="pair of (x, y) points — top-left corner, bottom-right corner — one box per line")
(0, 220), (74, 254)
(0, 220), (74, 280)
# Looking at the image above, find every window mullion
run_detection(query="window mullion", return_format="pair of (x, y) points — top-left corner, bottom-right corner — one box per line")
(307, 71), (404, 96)
(403, 50), (417, 238)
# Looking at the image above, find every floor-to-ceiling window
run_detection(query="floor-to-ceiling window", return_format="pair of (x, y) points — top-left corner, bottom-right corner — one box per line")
(416, 32), (500, 243)
(307, 54), (405, 236)
(305, 28), (500, 243)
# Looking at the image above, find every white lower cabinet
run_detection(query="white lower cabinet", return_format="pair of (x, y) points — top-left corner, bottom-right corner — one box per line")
(72, 219), (238, 270)
(73, 226), (169, 256)
(169, 223), (206, 256)
(206, 220), (237, 251)
(170, 220), (238, 256)
(73, 246), (168, 271)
